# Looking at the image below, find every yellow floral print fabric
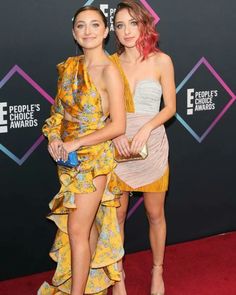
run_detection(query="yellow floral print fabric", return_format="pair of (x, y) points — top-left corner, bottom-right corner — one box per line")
(38, 56), (124, 295)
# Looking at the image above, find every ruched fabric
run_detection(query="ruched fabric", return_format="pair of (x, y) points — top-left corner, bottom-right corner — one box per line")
(110, 54), (169, 192)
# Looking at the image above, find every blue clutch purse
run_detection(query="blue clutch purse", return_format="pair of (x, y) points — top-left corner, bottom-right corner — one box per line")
(57, 151), (80, 168)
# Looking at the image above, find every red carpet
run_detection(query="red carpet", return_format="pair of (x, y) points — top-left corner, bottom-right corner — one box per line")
(1, 232), (236, 295)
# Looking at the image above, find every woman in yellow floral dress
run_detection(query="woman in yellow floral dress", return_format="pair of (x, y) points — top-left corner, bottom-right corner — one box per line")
(38, 6), (125, 295)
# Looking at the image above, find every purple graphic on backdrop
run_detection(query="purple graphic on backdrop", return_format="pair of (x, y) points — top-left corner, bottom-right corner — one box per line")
(176, 57), (236, 143)
(127, 197), (144, 219)
(140, 0), (160, 24)
(0, 65), (54, 165)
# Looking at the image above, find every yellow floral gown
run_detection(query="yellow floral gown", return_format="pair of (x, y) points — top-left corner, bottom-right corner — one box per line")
(38, 56), (124, 295)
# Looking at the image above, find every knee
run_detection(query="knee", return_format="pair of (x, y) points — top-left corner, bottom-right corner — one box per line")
(68, 222), (89, 242)
(146, 208), (165, 226)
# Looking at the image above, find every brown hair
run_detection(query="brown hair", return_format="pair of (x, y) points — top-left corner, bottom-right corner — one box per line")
(72, 5), (108, 28)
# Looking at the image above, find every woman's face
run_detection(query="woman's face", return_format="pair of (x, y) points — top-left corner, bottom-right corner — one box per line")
(115, 8), (140, 49)
(72, 10), (108, 50)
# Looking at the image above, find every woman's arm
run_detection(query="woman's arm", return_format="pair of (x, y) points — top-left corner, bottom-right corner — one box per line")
(42, 61), (70, 161)
(146, 53), (176, 128)
(131, 53), (176, 154)
(63, 63), (126, 153)
(43, 95), (64, 161)
(43, 62), (65, 143)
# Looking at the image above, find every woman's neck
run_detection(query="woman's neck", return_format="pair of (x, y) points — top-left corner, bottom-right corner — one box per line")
(83, 47), (107, 67)
(120, 47), (142, 64)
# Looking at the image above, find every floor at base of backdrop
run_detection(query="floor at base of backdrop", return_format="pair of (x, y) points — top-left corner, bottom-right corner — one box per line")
(0, 232), (236, 295)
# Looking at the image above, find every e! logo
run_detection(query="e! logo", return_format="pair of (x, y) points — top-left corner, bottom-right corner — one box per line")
(0, 102), (8, 133)
(187, 89), (194, 115)
(100, 4), (116, 31)
(100, 4), (108, 17)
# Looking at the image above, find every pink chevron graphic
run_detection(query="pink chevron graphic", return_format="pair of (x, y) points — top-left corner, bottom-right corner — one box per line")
(140, 0), (160, 24)
(127, 197), (144, 219)
(176, 57), (236, 142)
(0, 65), (54, 104)
(0, 65), (54, 165)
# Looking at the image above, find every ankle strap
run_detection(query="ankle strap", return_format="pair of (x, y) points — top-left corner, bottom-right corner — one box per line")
(153, 264), (163, 268)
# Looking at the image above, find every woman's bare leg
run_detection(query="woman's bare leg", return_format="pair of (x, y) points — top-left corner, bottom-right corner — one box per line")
(112, 191), (129, 295)
(68, 175), (107, 295)
(89, 222), (98, 256)
(144, 192), (166, 294)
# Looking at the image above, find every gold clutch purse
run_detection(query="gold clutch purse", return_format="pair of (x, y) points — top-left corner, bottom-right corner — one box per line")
(114, 141), (148, 163)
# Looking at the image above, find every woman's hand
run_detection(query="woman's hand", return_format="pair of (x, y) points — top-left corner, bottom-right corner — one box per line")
(48, 139), (80, 162)
(113, 135), (130, 157)
(57, 140), (79, 162)
(62, 140), (80, 154)
(131, 124), (152, 155)
(48, 139), (63, 161)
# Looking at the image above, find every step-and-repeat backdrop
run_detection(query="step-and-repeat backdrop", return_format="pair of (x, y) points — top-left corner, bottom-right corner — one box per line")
(0, 0), (235, 279)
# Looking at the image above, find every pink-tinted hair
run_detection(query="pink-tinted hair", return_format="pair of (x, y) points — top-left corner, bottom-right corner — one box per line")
(114, 0), (160, 60)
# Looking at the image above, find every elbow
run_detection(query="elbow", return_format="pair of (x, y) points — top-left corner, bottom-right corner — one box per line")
(169, 105), (176, 118)
(164, 104), (176, 119)
(113, 122), (126, 137)
(115, 127), (126, 137)
(172, 106), (176, 117)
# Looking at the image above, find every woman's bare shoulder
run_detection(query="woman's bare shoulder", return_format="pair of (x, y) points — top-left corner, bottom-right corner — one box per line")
(152, 51), (173, 66)
(103, 59), (122, 81)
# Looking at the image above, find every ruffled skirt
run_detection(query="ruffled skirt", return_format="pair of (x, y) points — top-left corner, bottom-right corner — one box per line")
(38, 142), (124, 295)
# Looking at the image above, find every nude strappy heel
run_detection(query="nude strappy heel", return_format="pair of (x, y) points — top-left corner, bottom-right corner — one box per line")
(151, 264), (165, 295)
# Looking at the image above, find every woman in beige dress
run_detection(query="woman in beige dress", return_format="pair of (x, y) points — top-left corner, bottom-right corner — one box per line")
(111, 1), (176, 295)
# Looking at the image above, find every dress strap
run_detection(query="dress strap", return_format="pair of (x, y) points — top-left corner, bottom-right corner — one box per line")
(110, 53), (135, 113)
